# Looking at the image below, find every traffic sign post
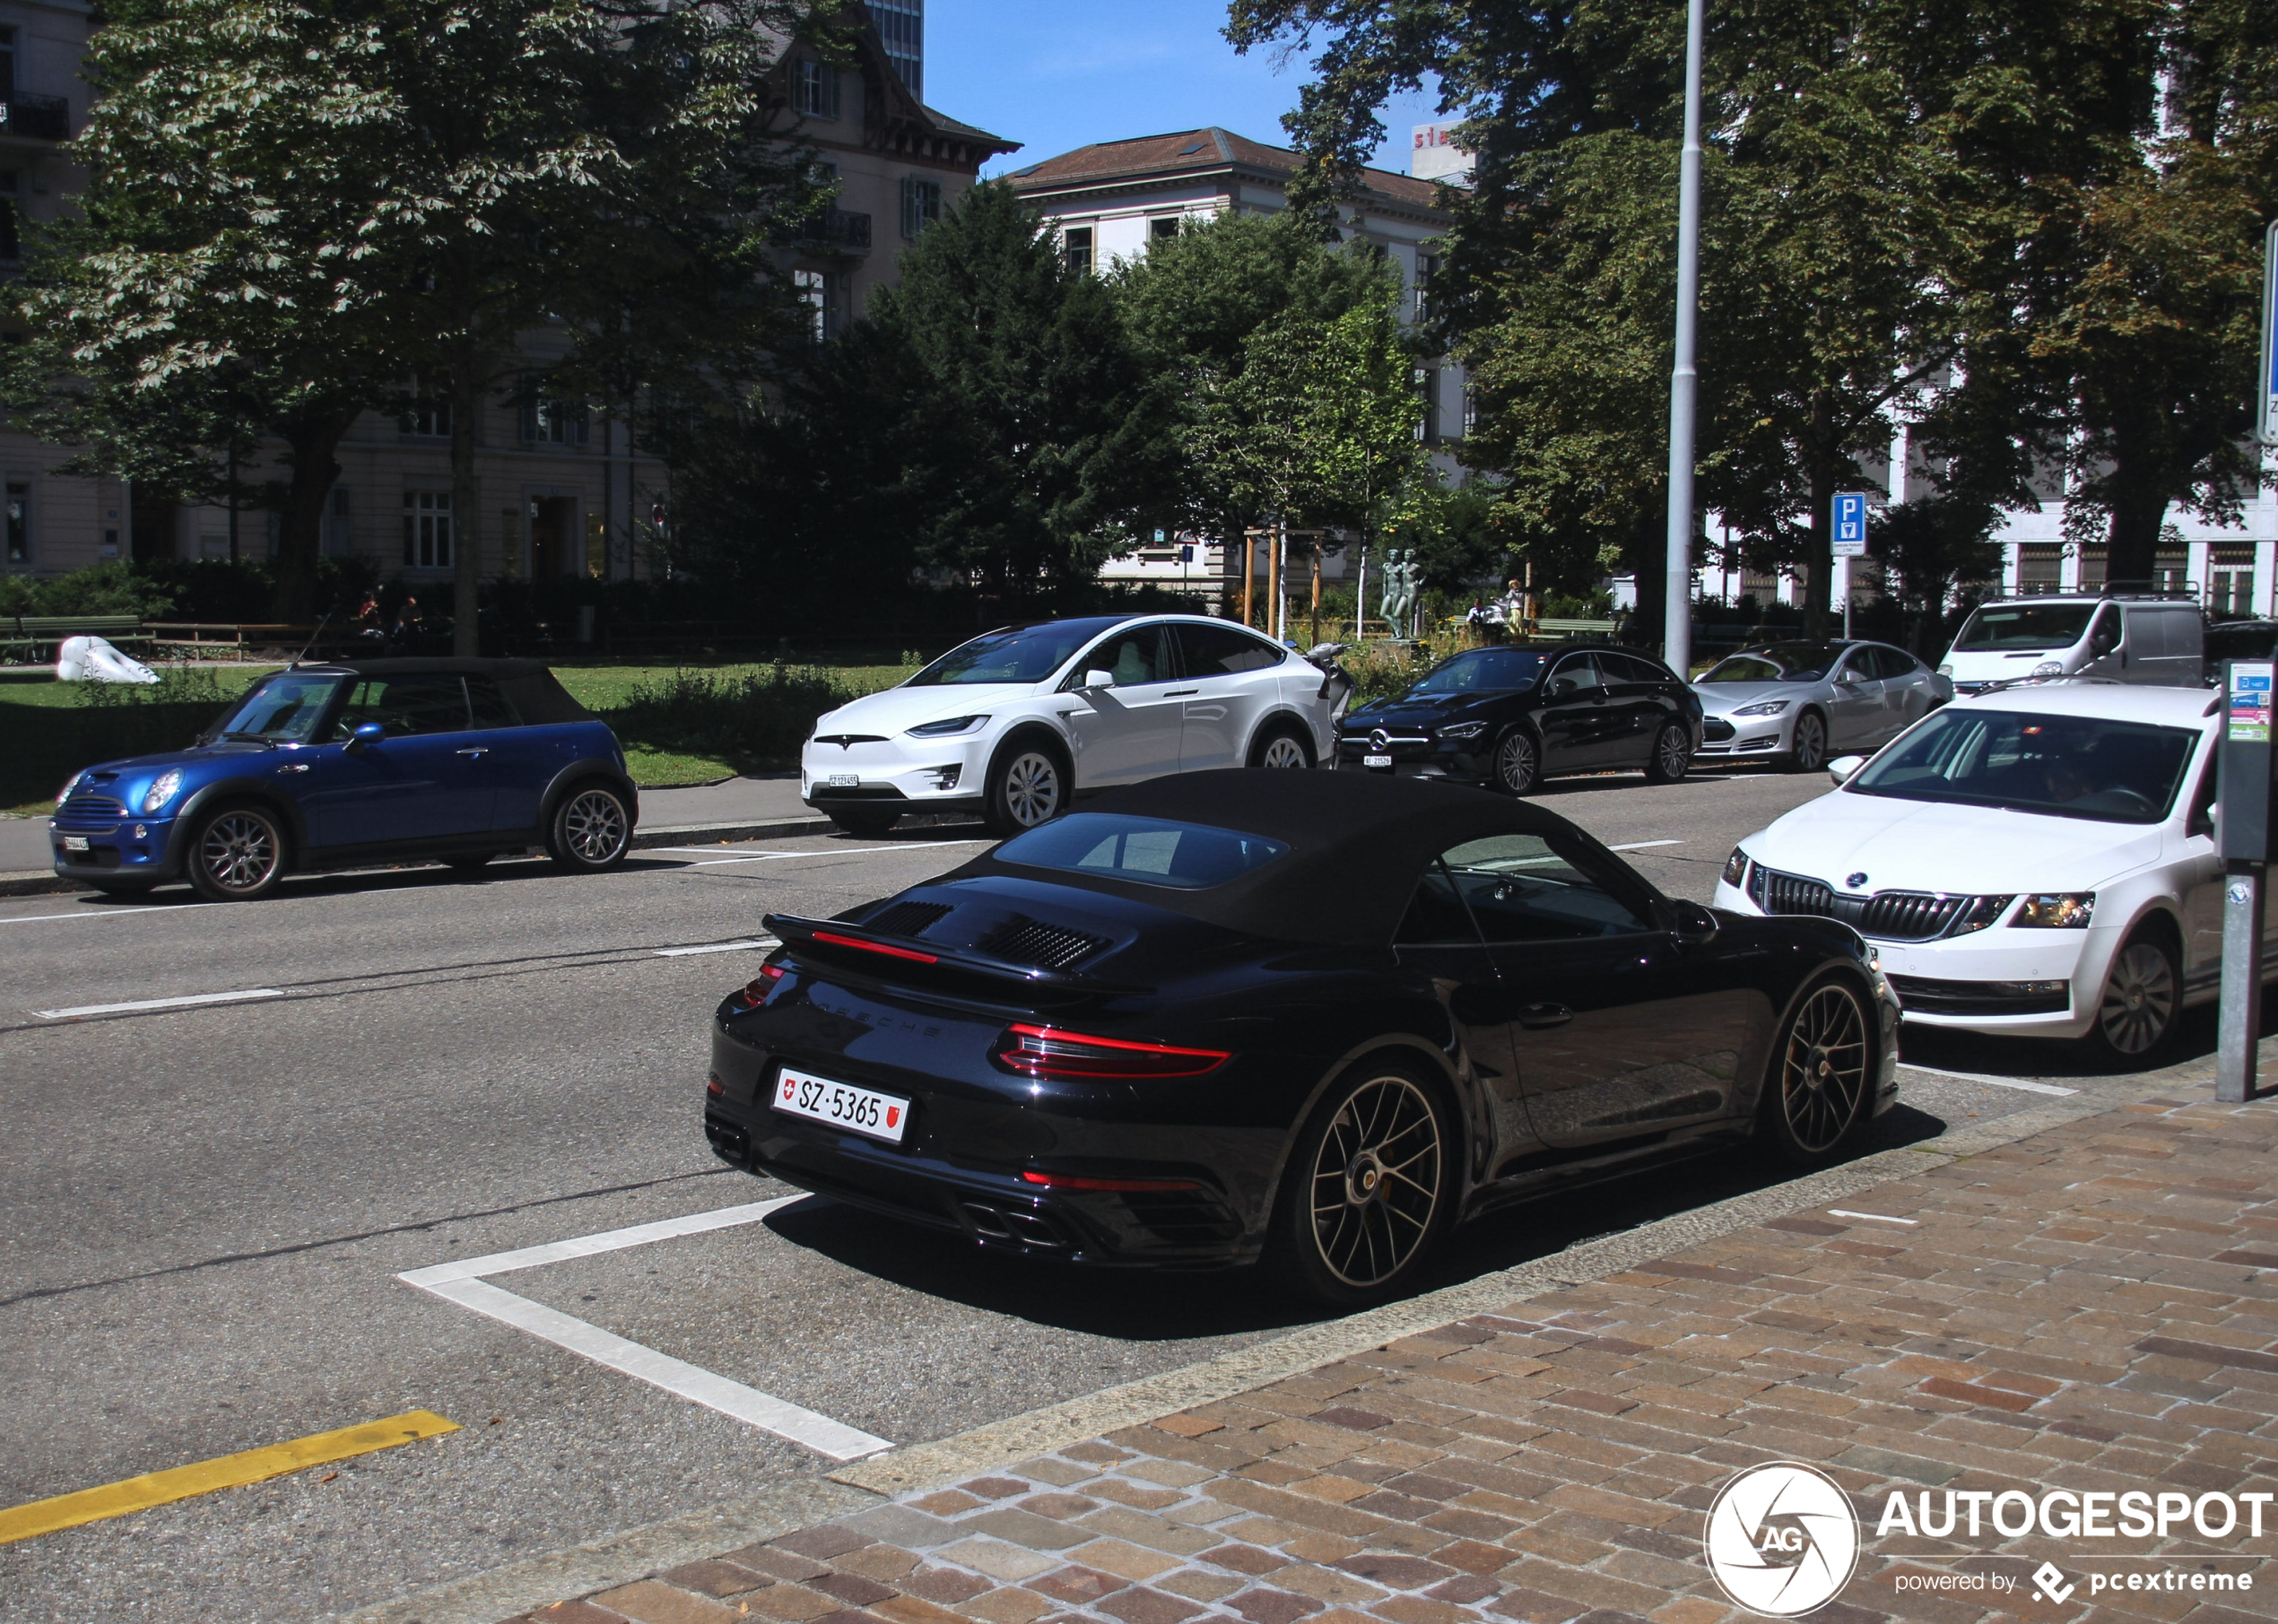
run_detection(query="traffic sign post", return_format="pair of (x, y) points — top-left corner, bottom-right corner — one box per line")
(1831, 492), (1869, 640)
(2218, 660), (2274, 1101)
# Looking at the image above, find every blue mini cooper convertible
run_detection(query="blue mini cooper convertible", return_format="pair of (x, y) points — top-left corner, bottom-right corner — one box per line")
(50, 657), (639, 901)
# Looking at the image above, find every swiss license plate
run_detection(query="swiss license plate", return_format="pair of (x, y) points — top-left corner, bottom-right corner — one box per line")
(772, 1065), (909, 1144)
(827, 773), (858, 789)
(1363, 754), (1394, 769)
(62, 836), (89, 852)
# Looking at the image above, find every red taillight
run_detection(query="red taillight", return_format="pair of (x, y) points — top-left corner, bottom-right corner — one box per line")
(1020, 1169), (1201, 1192)
(813, 930), (938, 964)
(996, 1022), (1230, 1080)
(735, 961), (787, 1007)
(706, 1073), (726, 1100)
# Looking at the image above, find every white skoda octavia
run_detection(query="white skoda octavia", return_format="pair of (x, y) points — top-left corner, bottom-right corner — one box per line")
(802, 614), (1335, 838)
(1714, 684), (2235, 1059)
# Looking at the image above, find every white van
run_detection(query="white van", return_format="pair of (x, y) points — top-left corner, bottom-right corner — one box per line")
(1940, 593), (2204, 695)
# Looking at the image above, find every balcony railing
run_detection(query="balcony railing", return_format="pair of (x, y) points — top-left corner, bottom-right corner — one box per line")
(0, 94), (70, 141)
(791, 208), (872, 254)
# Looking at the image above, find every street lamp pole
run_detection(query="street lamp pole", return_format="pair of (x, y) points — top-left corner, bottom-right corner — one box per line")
(1662, 0), (1706, 676)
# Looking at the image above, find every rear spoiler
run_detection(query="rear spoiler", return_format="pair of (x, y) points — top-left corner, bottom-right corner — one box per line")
(761, 913), (1149, 995)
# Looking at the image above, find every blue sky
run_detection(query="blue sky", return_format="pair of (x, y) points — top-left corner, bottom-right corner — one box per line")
(926, 0), (1443, 179)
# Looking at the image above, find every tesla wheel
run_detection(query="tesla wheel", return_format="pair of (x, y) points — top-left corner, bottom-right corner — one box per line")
(550, 786), (632, 873)
(1760, 977), (1873, 1167)
(827, 809), (901, 838)
(1491, 728), (1541, 795)
(1248, 724), (1314, 769)
(1274, 1060), (1453, 1307)
(983, 737), (1066, 838)
(2088, 931), (2179, 1060)
(1787, 710), (1828, 773)
(1645, 721), (1692, 784)
(187, 805), (287, 902)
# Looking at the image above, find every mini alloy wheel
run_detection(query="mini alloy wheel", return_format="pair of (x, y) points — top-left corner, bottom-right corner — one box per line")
(552, 786), (631, 872)
(1283, 1068), (1448, 1303)
(1646, 721), (1692, 784)
(189, 807), (285, 901)
(1492, 729), (1541, 795)
(986, 745), (1064, 836)
(2094, 937), (2178, 1057)
(1763, 979), (1870, 1163)
(1254, 731), (1312, 769)
(1788, 712), (1828, 773)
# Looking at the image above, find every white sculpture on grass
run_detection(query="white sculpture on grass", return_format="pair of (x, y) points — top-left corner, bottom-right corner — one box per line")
(57, 635), (160, 684)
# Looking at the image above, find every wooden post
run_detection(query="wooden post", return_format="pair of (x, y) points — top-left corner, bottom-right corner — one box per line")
(1272, 521), (1286, 641)
(1310, 545), (1323, 648)
(1241, 532), (1255, 629)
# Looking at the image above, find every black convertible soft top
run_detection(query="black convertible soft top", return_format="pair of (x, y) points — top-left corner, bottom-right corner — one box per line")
(946, 769), (1614, 947)
(294, 657), (593, 725)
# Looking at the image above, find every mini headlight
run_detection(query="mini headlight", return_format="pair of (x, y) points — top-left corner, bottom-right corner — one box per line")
(906, 715), (988, 737)
(141, 769), (184, 814)
(1734, 699), (1791, 716)
(2015, 892), (2094, 928)
(55, 771), (83, 807)
(2032, 661), (2065, 678)
(1722, 847), (1750, 886)
(1437, 720), (1490, 741)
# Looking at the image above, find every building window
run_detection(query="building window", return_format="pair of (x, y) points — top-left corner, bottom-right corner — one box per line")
(2018, 543), (2062, 595)
(2077, 544), (2107, 593)
(2151, 548), (2188, 595)
(899, 176), (942, 240)
(1460, 386), (1477, 439)
(1414, 254), (1437, 325)
(1062, 225), (1093, 276)
(404, 388), (450, 438)
(794, 268), (838, 341)
(518, 380), (589, 445)
(870, 0), (922, 99)
(2212, 545), (2256, 616)
(0, 29), (16, 106)
(1415, 367), (1439, 442)
(794, 59), (839, 118)
(1149, 216), (1181, 243)
(4, 480), (25, 565)
(403, 491), (451, 569)
(325, 486), (352, 559)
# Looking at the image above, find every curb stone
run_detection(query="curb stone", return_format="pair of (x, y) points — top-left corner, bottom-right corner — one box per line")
(324, 1042), (2244, 1624)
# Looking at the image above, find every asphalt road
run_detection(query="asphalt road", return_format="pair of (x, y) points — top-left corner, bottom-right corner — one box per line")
(0, 763), (2187, 1622)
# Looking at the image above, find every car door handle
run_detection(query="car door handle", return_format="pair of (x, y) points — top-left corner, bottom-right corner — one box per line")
(277, 763), (309, 774)
(1167, 689), (1198, 698)
(456, 747), (489, 758)
(1517, 1002), (1573, 1029)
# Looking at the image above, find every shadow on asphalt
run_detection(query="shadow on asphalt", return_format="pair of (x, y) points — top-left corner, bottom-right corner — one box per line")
(756, 1097), (1958, 1346)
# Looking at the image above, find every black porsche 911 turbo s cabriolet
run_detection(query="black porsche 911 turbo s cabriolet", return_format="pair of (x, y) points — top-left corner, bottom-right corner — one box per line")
(702, 771), (1898, 1304)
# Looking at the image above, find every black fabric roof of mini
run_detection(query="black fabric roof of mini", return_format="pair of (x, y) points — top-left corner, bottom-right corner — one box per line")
(944, 769), (1589, 946)
(290, 658), (592, 725)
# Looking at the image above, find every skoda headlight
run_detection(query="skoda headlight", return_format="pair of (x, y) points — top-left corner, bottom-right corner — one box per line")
(2015, 892), (2094, 928)
(55, 770), (83, 807)
(1437, 720), (1490, 741)
(1722, 847), (1750, 886)
(141, 769), (185, 815)
(906, 715), (988, 738)
(1734, 699), (1791, 716)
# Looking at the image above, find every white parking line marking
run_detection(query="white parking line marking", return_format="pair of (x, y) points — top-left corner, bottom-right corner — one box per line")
(1829, 1210), (1919, 1226)
(654, 938), (779, 959)
(0, 908), (196, 927)
(410, 1274), (891, 1461)
(1900, 1062), (2079, 1097)
(401, 1197), (799, 1286)
(35, 987), (284, 1020)
(397, 1196), (891, 1461)
(1608, 839), (1683, 851)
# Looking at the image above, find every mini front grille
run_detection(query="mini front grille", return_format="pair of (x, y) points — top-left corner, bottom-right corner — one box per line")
(62, 795), (126, 818)
(974, 914), (1109, 970)
(865, 899), (952, 938)
(1748, 865), (1986, 942)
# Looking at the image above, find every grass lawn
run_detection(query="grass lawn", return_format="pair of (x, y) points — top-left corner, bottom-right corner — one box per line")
(0, 658), (918, 816)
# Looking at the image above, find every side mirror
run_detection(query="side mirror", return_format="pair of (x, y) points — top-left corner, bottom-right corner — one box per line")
(1827, 754), (1865, 786)
(347, 721), (385, 752)
(1083, 669), (1115, 691)
(1670, 899), (1719, 947)
(2193, 801), (2219, 838)
(1549, 677), (1576, 697)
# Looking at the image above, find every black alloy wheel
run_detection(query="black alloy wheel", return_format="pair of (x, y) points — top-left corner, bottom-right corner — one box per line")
(1787, 711), (1829, 774)
(1645, 721), (1692, 784)
(550, 786), (632, 873)
(1278, 1061), (1451, 1306)
(983, 738), (1065, 838)
(188, 805), (287, 902)
(1491, 728), (1541, 795)
(1248, 725), (1314, 769)
(2090, 933), (2178, 1060)
(828, 808), (901, 838)
(1760, 977), (1871, 1166)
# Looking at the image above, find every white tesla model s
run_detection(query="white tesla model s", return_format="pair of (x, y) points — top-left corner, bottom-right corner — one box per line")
(801, 614), (1337, 837)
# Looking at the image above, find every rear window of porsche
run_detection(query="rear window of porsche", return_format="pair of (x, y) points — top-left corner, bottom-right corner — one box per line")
(998, 813), (1289, 890)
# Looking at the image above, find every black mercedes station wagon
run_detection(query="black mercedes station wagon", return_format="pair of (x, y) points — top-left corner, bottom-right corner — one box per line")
(1336, 644), (1704, 795)
(703, 771), (1897, 1305)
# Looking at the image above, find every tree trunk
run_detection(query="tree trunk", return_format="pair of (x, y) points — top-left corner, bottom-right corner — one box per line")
(1628, 508), (1665, 657)
(450, 342), (482, 656)
(268, 407), (357, 622)
(1801, 393), (1837, 642)
(2103, 469), (2169, 587)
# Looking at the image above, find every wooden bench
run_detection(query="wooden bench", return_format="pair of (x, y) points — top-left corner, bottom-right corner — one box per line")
(0, 613), (152, 662)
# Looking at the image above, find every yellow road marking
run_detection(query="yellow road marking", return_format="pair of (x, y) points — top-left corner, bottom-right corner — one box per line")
(0, 1409), (458, 1545)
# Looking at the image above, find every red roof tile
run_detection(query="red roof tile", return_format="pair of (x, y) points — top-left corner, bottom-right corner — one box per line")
(1005, 126), (1441, 211)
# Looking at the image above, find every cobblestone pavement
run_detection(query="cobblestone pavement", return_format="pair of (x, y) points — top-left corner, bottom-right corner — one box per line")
(503, 1081), (2278, 1624)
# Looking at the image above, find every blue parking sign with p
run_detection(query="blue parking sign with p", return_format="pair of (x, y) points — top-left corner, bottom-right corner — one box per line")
(1835, 493), (1865, 540)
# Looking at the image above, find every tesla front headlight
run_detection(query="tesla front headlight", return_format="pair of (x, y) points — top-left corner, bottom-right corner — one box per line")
(906, 715), (989, 737)
(1437, 720), (1490, 740)
(2015, 892), (2094, 928)
(1722, 847), (1750, 886)
(141, 769), (184, 814)
(1734, 699), (1791, 716)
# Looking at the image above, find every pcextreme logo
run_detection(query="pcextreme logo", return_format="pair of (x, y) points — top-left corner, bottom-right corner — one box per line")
(1704, 1463), (1862, 1617)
